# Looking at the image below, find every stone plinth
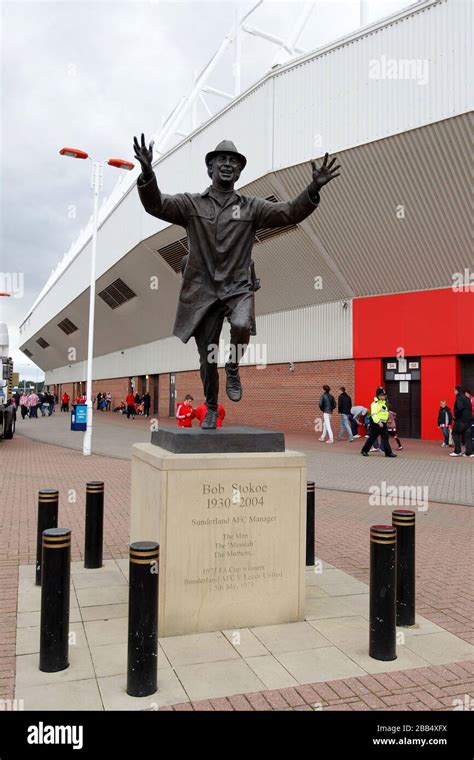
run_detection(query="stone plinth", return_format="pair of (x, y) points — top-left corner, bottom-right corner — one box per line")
(130, 443), (307, 637)
(151, 425), (285, 453)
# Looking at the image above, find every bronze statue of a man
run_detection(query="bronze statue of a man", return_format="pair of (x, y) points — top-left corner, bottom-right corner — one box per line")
(134, 134), (340, 428)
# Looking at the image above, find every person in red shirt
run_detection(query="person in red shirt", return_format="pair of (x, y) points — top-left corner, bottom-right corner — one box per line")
(193, 402), (226, 428)
(126, 390), (136, 419)
(61, 392), (70, 412)
(176, 394), (194, 428)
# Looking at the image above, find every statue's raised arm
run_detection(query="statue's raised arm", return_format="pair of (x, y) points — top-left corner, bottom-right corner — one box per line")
(309, 153), (341, 194)
(134, 132), (189, 227)
(133, 133), (155, 181)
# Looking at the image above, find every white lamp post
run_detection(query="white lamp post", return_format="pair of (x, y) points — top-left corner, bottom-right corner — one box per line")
(59, 148), (134, 455)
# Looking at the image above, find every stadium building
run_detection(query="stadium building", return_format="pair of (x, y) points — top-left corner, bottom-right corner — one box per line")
(19, 0), (473, 440)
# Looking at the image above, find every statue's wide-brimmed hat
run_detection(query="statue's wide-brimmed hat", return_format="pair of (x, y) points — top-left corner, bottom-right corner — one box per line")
(205, 140), (247, 170)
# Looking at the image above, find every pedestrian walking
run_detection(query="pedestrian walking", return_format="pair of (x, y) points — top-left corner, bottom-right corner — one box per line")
(44, 390), (53, 416)
(387, 408), (403, 450)
(450, 386), (473, 457)
(38, 391), (46, 416)
(318, 385), (336, 443)
(61, 392), (70, 412)
(28, 391), (39, 418)
(361, 387), (397, 457)
(143, 392), (151, 417)
(437, 400), (453, 447)
(106, 391), (112, 411)
(465, 390), (474, 447)
(19, 392), (28, 419)
(336, 387), (354, 441)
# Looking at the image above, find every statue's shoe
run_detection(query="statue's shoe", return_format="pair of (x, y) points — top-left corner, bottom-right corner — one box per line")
(225, 363), (242, 402)
(202, 408), (218, 429)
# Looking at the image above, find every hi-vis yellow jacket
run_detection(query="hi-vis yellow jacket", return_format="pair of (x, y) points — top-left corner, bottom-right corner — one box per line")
(370, 397), (389, 424)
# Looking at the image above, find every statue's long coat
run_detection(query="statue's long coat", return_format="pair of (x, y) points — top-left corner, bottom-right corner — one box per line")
(137, 172), (320, 343)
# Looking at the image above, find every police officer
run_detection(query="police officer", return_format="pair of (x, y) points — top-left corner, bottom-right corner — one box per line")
(361, 387), (397, 457)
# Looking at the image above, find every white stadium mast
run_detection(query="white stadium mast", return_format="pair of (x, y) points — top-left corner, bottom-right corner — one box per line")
(150, 0), (318, 160)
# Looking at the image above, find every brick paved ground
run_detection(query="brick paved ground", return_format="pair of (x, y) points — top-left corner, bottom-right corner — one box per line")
(16, 413), (474, 505)
(159, 660), (474, 711)
(1, 434), (472, 710)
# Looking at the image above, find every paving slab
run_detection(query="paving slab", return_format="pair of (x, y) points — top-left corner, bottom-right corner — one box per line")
(305, 594), (370, 620)
(72, 570), (127, 590)
(84, 617), (128, 647)
(402, 632), (474, 665)
(89, 642), (170, 678)
(175, 659), (265, 701)
(313, 569), (369, 596)
(305, 585), (330, 598)
(336, 642), (431, 674)
(222, 628), (269, 657)
(244, 654), (299, 690)
(80, 603), (128, 622)
(275, 646), (366, 683)
(76, 586), (128, 608)
(251, 621), (331, 654)
(16, 622), (87, 655)
(18, 587), (78, 613)
(160, 631), (240, 667)
(97, 670), (188, 710)
(19, 679), (103, 711)
(15, 648), (95, 689)
(70, 560), (117, 575)
(17, 608), (82, 628)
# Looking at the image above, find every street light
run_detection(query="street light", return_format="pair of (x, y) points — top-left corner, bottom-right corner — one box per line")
(59, 147), (134, 455)
(59, 147), (89, 160)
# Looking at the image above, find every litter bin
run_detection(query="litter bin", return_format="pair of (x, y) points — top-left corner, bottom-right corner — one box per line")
(71, 404), (87, 431)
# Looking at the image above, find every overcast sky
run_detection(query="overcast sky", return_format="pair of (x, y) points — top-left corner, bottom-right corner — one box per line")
(0, 0), (410, 380)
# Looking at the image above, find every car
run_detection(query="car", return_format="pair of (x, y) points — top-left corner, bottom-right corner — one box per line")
(0, 400), (16, 439)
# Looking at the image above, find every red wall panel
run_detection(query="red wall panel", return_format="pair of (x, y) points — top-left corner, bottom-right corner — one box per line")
(421, 355), (460, 440)
(353, 288), (472, 439)
(354, 358), (383, 412)
(353, 288), (474, 358)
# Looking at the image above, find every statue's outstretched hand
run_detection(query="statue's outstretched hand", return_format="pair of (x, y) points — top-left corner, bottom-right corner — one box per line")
(133, 133), (154, 175)
(310, 153), (340, 192)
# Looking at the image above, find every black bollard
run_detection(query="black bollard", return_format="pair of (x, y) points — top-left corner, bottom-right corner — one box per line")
(306, 480), (315, 566)
(84, 481), (104, 569)
(127, 541), (159, 697)
(35, 489), (59, 586)
(369, 524), (397, 661)
(39, 528), (71, 672)
(392, 509), (416, 626)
